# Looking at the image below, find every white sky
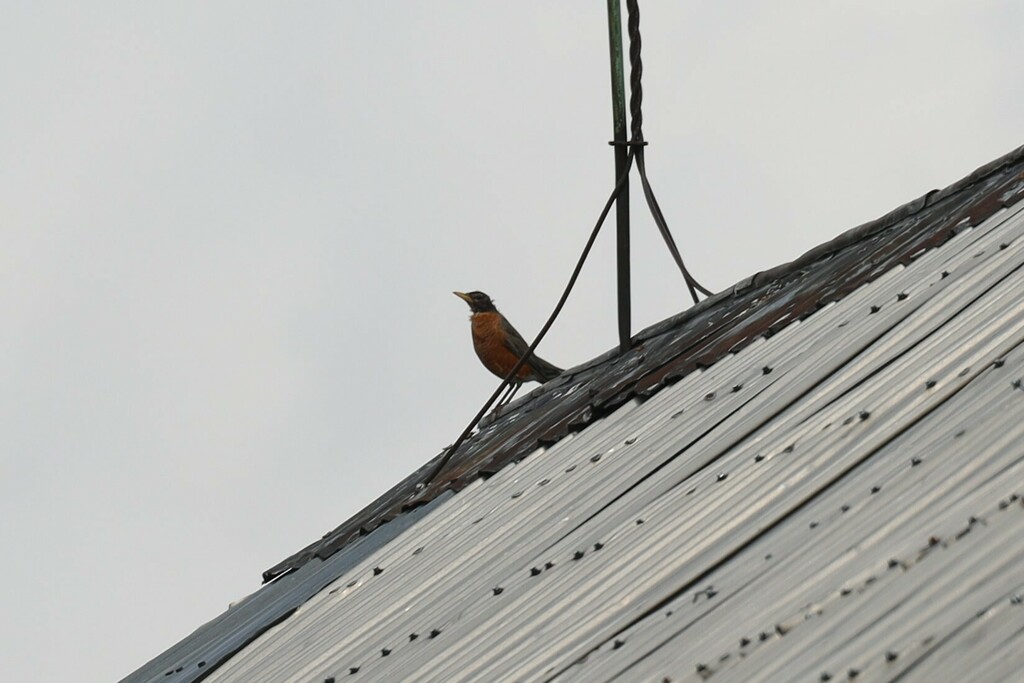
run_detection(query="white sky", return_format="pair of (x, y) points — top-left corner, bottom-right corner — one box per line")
(1, 3), (1021, 681)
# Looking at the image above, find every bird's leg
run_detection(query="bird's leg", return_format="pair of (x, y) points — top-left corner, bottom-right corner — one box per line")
(496, 381), (520, 408)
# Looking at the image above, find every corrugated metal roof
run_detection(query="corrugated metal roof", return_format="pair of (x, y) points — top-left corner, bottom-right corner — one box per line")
(188, 172), (1023, 682)
(264, 144), (1024, 584)
(124, 145), (1024, 683)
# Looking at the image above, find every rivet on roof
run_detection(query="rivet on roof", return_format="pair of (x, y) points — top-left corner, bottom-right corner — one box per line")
(530, 567), (541, 577)
(670, 409), (684, 419)
(897, 291), (909, 300)
(911, 457), (922, 467)
(848, 668), (861, 678)
(590, 453), (602, 463)
(754, 454), (765, 462)
(762, 365), (773, 375)
(859, 410), (871, 421)
(820, 672), (832, 681)
(544, 561), (555, 569)
(704, 392), (716, 401)
(871, 486), (881, 494)
(348, 666), (360, 675)
(372, 566), (383, 576)
(869, 305), (880, 314)
(739, 637), (750, 647)
(809, 521), (818, 529)
(926, 379), (937, 388)
(625, 436), (637, 445)
(492, 587), (503, 596)
(716, 473), (728, 482)
(885, 650), (898, 662)
(572, 550), (585, 561)
(841, 504), (851, 512)
(612, 639), (625, 650)
(325, 677), (335, 683)
(381, 648), (391, 657)
(593, 542), (604, 551)
(428, 629), (441, 639)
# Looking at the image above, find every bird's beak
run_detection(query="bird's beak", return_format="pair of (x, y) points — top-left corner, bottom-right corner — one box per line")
(453, 291), (472, 303)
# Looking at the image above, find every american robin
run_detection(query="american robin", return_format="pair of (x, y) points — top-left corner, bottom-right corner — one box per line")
(454, 290), (563, 406)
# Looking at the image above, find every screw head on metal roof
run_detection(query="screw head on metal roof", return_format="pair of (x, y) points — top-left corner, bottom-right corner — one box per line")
(762, 366), (773, 375)
(717, 472), (728, 482)
(590, 453), (602, 462)
(372, 566), (383, 576)
(841, 504), (850, 512)
(859, 410), (871, 421)
(1011, 595), (1022, 605)
(625, 436), (637, 444)
(428, 628), (441, 639)
(897, 292), (908, 300)
(409, 633), (418, 641)
(809, 521), (818, 529)
(545, 561), (556, 569)
(325, 678), (335, 683)
(704, 392), (716, 401)
(871, 485), (881, 494)
(925, 380), (936, 389)
(911, 457), (922, 467)
(848, 668), (860, 678)
(820, 672), (832, 681)
(530, 566), (542, 576)
(613, 639), (625, 650)
(572, 550), (585, 561)
(492, 586), (504, 596)
(594, 542), (604, 551)
(348, 666), (360, 675)
(869, 305), (880, 314)
(739, 637), (750, 647)
(885, 650), (898, 662)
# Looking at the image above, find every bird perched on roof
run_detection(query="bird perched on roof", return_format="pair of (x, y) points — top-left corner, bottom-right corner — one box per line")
(454, 290), (563, 406)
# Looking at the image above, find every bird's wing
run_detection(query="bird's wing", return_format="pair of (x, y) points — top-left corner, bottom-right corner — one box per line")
(500, 316), (564, 381)
(499, 316), (532, 358)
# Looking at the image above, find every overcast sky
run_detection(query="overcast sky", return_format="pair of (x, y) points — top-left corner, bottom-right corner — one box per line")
(2, 3), (1021, 681)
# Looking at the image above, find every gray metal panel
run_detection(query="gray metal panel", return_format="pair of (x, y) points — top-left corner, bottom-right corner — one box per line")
(119, 491), (454, 683)
(195, 201), (1024, 682)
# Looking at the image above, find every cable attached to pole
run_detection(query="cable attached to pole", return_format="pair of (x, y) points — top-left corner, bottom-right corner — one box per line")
(423, 0), (710, 487)
(423, 151), (637, 487)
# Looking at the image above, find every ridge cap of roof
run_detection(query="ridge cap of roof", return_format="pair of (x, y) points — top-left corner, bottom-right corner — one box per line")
(262, 142), (1024, 583)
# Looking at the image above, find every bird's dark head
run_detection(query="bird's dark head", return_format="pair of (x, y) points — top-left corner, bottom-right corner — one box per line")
(454, 290), (497, 314)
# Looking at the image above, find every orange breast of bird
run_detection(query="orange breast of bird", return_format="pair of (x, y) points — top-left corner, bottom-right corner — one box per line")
(470, 312), (534, 381)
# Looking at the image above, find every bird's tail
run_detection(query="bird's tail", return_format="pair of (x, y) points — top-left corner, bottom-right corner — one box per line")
(531, 355), (563, 383)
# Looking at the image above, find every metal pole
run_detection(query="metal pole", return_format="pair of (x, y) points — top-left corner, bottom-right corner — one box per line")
(607, 0), (631, 352)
